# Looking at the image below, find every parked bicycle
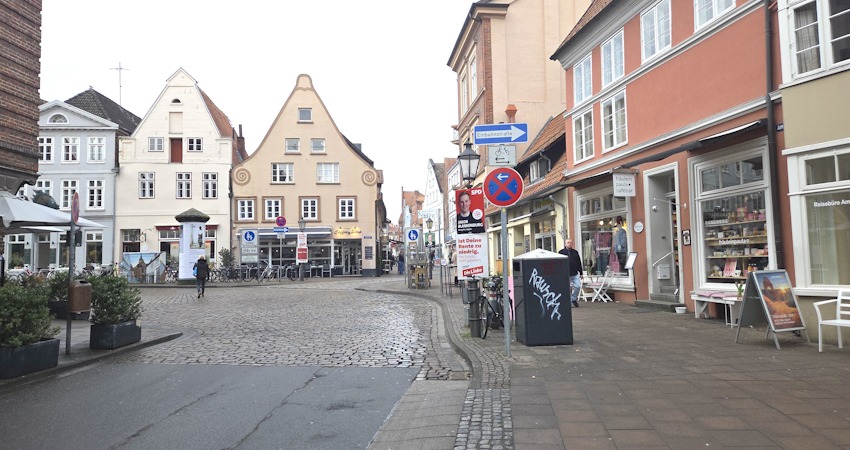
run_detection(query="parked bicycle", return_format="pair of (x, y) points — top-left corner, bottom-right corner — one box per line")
(470, 275), (512, 339)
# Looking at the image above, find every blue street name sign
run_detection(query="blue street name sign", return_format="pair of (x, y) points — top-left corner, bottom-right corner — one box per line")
(473, 123), (528, 145)
(274, 227), (289, 233)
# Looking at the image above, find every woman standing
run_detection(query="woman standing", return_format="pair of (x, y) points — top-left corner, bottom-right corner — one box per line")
(193, 255), (210, 298)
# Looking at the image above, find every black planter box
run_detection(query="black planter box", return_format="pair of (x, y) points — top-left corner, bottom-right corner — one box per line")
(48, 301), (90, 321)
(0, 338), (60, 379)
(90, 321), (141, 350)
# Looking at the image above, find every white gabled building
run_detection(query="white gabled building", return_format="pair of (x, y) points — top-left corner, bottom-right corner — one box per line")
(115, 68), (247, 270)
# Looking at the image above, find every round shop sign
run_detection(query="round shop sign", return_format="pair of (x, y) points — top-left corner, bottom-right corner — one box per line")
(633, 221), (644, 233)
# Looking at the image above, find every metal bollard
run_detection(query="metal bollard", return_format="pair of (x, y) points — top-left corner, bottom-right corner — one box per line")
(466, 279), (481, 337)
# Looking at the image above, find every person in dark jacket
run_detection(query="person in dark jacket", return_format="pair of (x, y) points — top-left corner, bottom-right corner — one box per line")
(193, 255), (210, 298)
(558, 238), (583, 307)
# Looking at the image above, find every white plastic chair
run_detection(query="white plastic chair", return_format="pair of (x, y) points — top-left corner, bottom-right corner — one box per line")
(813, 290), (850, 352)
(580, 270), (613, 302)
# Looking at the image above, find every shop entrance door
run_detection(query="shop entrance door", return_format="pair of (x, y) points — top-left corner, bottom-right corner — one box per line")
(341, 241), (361, 275)
(646, 169), (681, 303)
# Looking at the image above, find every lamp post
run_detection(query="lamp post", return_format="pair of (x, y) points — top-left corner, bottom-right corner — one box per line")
(458, 141), (481, 188)
(297, 217), (306, 281)
(457, 140), (482, 336)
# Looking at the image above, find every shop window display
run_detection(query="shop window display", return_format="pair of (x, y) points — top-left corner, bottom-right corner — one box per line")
(702, 192), (768, 283)
(579, 215), (628, 275)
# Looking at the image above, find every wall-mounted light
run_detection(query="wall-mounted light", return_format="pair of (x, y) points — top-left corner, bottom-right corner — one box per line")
(298, 216), (306, 232)
(425, 217), (433, 231)
(651, 197), (686, 213)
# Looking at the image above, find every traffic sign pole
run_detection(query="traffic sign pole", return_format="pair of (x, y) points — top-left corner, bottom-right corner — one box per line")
(502, 208), (511, 357)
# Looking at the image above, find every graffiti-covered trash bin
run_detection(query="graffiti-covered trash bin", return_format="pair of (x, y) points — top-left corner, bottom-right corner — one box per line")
(512, 249), (573, 346)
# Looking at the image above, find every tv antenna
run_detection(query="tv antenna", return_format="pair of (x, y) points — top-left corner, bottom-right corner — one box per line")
(110, 62), (129, 106)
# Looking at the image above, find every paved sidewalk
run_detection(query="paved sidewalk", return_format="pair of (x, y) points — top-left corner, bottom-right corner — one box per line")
(372, 274), (850, 450)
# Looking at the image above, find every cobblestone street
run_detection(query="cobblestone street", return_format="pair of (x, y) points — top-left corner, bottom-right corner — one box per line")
(123, 278), (468, 382)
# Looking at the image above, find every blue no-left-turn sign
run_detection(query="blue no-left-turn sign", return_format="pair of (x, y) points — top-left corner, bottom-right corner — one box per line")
(407, 229), (419, 241)
(484, 167), (524, 207)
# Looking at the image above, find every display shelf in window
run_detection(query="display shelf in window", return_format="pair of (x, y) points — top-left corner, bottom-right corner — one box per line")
(702, 192), (769, 284)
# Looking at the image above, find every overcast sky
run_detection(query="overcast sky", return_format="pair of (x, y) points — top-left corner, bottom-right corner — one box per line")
(40, 0), (472, 223)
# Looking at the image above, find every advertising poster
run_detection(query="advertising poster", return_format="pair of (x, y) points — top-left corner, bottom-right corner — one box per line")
(457, 234), (489, 279)
(752, 271), (804, 330)
(456, 188), (485, 234)
(121, 252), (166, 284)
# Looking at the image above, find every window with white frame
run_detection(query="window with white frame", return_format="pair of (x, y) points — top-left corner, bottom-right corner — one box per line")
(601, 91), (628, 151)
(87, 179), (104, 209)
(87, 137), (105, 162)
(39, 137), (53, 162)
(574, 109), (594, 162)
(695, 0), (735, 29)
(301, 198), (318, 220)
(237, 199), (255, 221)
(272, 163), (294, 183)
(695, 151), (770, 287)
(202, 173), (217, 199)
(790, 148), (850, 285)
(60, 179), (78, 209)
(317, 163), (339, 183)
(187, 138), (203, 152)
(298, 108), (312, 122)
(139, 172), (155, 198)
(339, 198), (355, 220)
(529, 157), (551, 183)
(176, 173), (191, 198)
(534, 218), (557, 252)
(578, 190), (629, 276)
(311, 138), (326, 153)
(602, 30), (625, 86)
(285, 138), (300, 153)
(35, 179), (51, 198)
(85, 230), (103, 264)
(789, 0), (850, 77)
(264, 198), (282, 220)
(469, 54), (477, 101)
(62, 137), (79, 162)
(642, 0), (672, 62)
(148, 137), (164, 152)
(460, 73), (469, 112)
(49, 114), (67, 123)
(573, 54), (592, 105)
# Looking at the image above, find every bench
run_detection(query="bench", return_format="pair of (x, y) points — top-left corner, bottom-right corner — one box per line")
(813, 290), (850, 352)
(690, 290), (740, 327)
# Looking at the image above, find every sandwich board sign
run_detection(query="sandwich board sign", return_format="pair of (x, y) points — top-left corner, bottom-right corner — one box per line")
(734, 270), (807, 350)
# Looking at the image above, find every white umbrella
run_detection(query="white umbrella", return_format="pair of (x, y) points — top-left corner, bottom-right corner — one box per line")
(0, 191), (104, 229)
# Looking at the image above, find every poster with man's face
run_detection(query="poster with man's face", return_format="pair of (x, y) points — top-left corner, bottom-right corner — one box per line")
(456, 188), (485, 234)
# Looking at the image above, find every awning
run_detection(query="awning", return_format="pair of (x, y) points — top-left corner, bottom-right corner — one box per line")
(621, 119), (767, 169)
(0, 191), (105, 229)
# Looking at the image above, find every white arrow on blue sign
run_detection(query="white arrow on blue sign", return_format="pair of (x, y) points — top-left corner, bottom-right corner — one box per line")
(473, 123), (528, 145)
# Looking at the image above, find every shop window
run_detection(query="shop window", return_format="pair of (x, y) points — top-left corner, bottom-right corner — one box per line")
(696, 151), (770, 287)
(577, 190), (629, 276)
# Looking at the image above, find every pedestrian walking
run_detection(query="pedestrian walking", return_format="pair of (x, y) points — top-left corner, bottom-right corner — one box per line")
(558, 238), (583, 308)
(397, 252), (405, 275)
(193, 255), (210, 298)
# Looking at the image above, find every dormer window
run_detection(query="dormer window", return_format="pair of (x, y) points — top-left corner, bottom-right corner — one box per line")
(529, 156), (551, 183)
(171, 98), (182, 104)
(49, 114), (68, 123)
(298, 108), (312, 122)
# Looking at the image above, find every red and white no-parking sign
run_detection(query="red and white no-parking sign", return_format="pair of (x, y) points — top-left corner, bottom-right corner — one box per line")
(484, 167), (523, 207)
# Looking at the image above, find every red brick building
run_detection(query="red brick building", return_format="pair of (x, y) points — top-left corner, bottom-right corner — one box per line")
(0, 0), (42, 194)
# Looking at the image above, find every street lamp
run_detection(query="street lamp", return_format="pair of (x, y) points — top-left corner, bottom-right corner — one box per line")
(458, 140), (481, 188)
(425, 217), (433, 231)
(297, 216), (306, 280)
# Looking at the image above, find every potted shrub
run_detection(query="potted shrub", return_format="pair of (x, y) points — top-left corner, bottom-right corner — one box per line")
(89, 275), (142, 350)
(0, 281), (60, 379)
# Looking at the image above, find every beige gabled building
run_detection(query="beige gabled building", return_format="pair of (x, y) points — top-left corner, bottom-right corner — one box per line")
(231, 74), (386, 276)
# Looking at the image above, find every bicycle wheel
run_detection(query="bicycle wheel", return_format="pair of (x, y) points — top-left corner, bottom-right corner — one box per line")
(478, 296), (489, 339)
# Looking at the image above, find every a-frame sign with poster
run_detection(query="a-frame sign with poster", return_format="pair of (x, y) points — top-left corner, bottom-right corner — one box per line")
(735, 270), (807, 350)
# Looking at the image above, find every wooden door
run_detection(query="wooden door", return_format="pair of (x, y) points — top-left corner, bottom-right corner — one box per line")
(170, 138), (182, 163)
